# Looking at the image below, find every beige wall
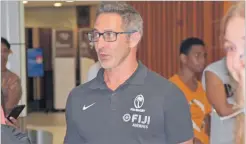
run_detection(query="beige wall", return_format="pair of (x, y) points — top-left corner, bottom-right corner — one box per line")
(24, 7), (77, 29)
(24, 6), (98, 85)
(90, 5), (97, 28)
(24, 5), (97, 29)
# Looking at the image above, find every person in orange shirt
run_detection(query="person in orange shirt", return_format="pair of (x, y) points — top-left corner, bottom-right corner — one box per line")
(169, 37), (211, 144)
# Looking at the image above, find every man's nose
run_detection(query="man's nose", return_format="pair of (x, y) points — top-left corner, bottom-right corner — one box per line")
(95, 36), (106, 50)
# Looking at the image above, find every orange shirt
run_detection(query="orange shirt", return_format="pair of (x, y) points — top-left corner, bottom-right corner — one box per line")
(169, 74), (211, 144)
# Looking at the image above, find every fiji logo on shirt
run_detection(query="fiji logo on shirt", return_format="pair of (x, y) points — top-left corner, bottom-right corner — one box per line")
(134, 94), (144, 109)
(122, 94), (151, 129)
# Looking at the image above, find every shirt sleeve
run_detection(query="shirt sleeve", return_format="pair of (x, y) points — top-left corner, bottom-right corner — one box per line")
(164, 84), (194, 143)
(64, 91), (85, 144)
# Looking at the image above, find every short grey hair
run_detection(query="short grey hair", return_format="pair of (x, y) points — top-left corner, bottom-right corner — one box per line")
(96, 1), (143, 37)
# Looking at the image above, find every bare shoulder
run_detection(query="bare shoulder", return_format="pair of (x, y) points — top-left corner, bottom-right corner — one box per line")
(205, 71), (222, 85)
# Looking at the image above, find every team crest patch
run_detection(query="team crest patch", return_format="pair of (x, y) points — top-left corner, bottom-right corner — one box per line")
(122, 94), (151, 129)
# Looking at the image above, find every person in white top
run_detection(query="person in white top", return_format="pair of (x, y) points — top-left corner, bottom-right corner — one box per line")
(202, 57), (236, 144)
(87, 61), (101, 82)
(224, 2), (245, 143)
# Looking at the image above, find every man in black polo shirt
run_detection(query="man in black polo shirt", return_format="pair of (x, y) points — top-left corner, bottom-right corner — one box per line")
(64, 2), (194, 144)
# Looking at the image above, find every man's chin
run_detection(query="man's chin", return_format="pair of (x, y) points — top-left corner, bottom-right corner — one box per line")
(100, 62), (113, 70)
(197, 66), (205, 72)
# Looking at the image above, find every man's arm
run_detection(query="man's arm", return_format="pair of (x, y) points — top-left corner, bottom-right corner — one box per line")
(204, 71), (235, 116)
(5, 77), (22, 114)
(164, 84), (194, 144)
(64, 92), (84, 144)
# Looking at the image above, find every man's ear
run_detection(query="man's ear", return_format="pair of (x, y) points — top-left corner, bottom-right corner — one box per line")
(129, 32), (141, 48)
(180, 53), (187, 64)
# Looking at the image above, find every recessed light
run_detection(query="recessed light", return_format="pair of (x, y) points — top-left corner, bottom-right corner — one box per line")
(54, 2), (62, 7)
(23, 1), (28, 4)
(66, 0), (74, 2)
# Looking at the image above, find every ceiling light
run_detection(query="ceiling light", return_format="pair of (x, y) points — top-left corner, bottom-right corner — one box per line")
(66, 0), (74, 2)
(54, 2), (62, 7)
(23, 1), (28, 4)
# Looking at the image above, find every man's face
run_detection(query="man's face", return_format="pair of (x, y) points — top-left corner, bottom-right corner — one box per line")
(93, 13), (131, 69)
(185, 45), (207, 73)
(1, 43), (10, 68)
(225, 17), (245, 82)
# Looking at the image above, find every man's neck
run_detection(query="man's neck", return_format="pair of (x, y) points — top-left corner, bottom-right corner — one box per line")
(178, 67), (197, 83)
(104, 58), (138, 91)
(1, 67), (7, 72)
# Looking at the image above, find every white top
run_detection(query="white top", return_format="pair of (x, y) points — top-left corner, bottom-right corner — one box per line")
(202, 57), (236, 144)
(87, 61), (101, 82)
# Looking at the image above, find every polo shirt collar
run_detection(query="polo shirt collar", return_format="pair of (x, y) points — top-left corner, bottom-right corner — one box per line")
(89, 61), (148, 90)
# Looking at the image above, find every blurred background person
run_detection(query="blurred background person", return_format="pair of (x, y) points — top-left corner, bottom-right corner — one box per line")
(202, 1), (245, 144)
(170, 37), (211, 144)
(87, 61), (101, 82)
(1, 37), (22, 115)
(202, 57), (235, 144)
(86, 42), (101, 82)
(223, 1), (245, 144)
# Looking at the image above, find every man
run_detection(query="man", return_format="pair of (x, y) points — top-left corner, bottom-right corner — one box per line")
(64, 2), (193, 144)
(1, 37), (22, 115)
(1, 38), (30, 144)
(169, 38), (211, 144)
(86, 61), (101, 82)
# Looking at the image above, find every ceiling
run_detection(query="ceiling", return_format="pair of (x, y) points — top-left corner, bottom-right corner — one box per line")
(24, 1), (100, 8)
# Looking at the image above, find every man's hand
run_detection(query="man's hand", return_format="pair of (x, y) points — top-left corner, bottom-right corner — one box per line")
(5, 117), (18, 128)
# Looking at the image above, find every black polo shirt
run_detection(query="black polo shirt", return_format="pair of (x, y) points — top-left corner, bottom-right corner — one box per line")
(64, 62), (193, 144)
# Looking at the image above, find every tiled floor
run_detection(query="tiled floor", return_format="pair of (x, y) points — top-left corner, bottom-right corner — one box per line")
(23, 112), (66, 144)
